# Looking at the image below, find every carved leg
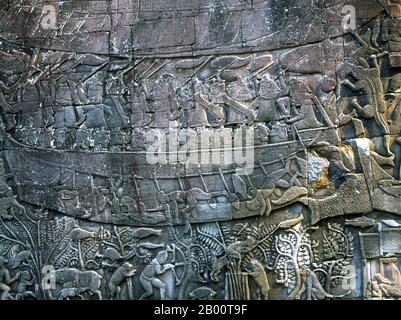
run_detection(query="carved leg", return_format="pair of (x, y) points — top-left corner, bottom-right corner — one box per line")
(108, 283), (117, 298)
(277, 97), (290, 116)
(341, 79), (364, 92)
(92, 289), (102, 300)
(383, 134), (395, 158)
(116, 285), (121, 298)
(338, 111), (356, 126)
(350, 99), (374, 119)
(379, 284), (391, 297)
(371, 150), (395, 167)
(151, 279), (167, 300)
(139, 276), (154, 299)
(352, 118), (366, 137)
(0, 283), (11, 300)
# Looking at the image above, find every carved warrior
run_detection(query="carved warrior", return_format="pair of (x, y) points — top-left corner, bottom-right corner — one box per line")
(0, 0), (401, 300)
(0, 256), (21, 300)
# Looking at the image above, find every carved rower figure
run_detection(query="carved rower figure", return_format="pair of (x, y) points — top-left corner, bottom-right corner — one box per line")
(382, 0), (401, 68)
(140, 74), (180, 128)
(252, 71), (290, 122)
(0, 160), (26, 219)
(0, 256), (21, 300)
(157, 187), (232, 227)
(209, 77), (255, 126)
(340, 54), (394, 162)
(180, 78), (225, 128)
(373, 255), (401, 297)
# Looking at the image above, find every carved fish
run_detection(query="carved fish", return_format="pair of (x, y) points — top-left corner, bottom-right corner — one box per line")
(345, 216), (376, 228)
(70, 228), (97, 241)
(137, 242), (165, 250)
(101, 248), (135, 261)
(278, 215), (304, 229)
(271, 187), (308, 206)
(382, 220), (401, 228)
(132, 228), (162, 239)
(210, 55), (252, 70)
(219, 70), (242, 82)
(174, 57), (208, 70)
(81, 54), (109, 66)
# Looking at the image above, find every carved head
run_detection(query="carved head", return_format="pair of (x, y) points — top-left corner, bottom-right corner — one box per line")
(54, 129), (67, 148)
(154, 73), (175, 94)
(389, 0), (401, 17)
(320, 73), (337, 93)
(122, 262), (135, 272)
(249, 259), (263, 271)
(258, 75), (281, 99)
(299, 266), (310, 277)
(244, 235), (256, 246)
(156, 250), (169, 264)
(20, 270), (31, 280)
(209, 78), (225, 97)
(156, 190), (169, 204)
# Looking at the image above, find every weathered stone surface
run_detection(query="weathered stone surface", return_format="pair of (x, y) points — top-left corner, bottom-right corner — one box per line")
(0, 0), (401, 301)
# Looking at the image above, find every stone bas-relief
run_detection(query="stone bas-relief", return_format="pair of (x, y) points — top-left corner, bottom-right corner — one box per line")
(0, 0), (400, 300)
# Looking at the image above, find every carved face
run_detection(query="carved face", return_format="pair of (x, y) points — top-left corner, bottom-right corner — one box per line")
(245, 235), (255, 246)
(320, 75), (337, 93)
(209, 80), (225, 97)
(153, 74), (175, 97)
(259, 77), (281, 98)
(156, 250), (169, 264)
(54, 130), (66, 147)
(249, 259), (262, 270)
(122, 262), (134, 272)
(156, 191), (169, 204)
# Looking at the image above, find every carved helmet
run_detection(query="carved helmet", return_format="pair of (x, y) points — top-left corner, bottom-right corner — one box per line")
(258, 75), (281, 99)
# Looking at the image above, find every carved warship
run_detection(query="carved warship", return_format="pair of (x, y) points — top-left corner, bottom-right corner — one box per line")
(4, 127), (310, 227)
